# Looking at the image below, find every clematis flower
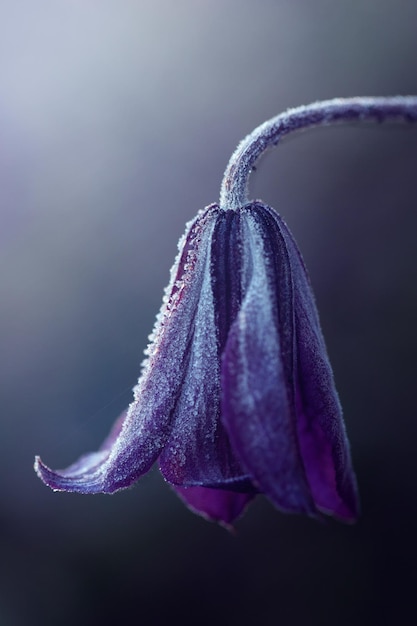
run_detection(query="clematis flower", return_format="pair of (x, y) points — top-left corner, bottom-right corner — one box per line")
(35, 96), (417, 526)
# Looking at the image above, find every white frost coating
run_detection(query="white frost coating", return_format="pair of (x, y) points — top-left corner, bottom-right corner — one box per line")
(35, 207), (221, 492)
(222, 207), (314, 510)
(140, 213), (202, 365)
(233, 211), (285, 424)
(159, 238), (220, 474)
(159, 210), (241, 484)
(220, 96), (417, 210)
(122, 210), (218, 428)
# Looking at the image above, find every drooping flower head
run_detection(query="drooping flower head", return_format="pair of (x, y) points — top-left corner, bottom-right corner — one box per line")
(35, 97), (417, 526)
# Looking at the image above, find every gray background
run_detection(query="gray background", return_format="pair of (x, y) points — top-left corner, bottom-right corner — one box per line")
(1, 1), (417, 625)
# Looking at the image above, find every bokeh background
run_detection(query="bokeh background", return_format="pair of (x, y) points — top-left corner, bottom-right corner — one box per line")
(1, 1), (417, 625)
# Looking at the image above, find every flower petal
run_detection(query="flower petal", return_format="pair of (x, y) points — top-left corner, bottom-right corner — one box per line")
(220, 202), (358, 521)
(221, 204), (317, 515)
(276, 208), (359, 520)
(172, 484), (255, 526)
(159, 209), (253, 489)
(35, 206), (229, 494)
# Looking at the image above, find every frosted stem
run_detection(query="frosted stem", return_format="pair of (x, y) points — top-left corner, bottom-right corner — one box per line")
(219, 96), (417, 210)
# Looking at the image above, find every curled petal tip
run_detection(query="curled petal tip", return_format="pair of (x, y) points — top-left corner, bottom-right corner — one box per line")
(34, 456), (65, 492)
(33, 451), (110, 493)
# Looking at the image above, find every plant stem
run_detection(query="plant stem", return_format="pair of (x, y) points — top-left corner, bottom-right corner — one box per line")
(219, 96), (417, 210)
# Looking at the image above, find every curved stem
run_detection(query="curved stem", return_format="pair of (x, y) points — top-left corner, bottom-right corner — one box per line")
(219, 96), (417, 210)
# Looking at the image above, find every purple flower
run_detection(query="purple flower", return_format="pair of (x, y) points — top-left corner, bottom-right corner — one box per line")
(35, 201), (358, 525)
(35, 97), (417, 526)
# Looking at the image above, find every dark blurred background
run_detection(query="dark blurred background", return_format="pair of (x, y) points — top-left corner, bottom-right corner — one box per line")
(1, 1), (417, 625)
